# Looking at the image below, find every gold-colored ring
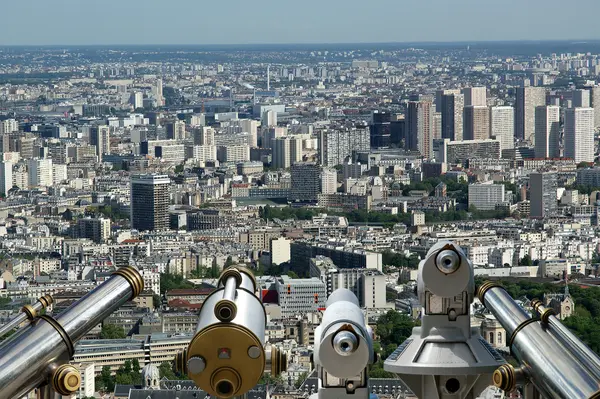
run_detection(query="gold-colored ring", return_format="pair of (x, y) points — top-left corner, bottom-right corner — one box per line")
(22, 304), (37, 320)
(175, 349), (188, 375)
(38, 294), (53, 308)
(540, 308), (556, 324)
(112, 266), (144, 299)
(476, 281), (504, 303)
(39, 315), (74, 357)
(219, 267), (243, 287)
(530, 299), (543, 313)
(214, 299), (238, 322)
(493, 364), (515, 392)
(52, 364), (81, 395)
(235, 266), (258, 291)
(508, 318), (540, 348)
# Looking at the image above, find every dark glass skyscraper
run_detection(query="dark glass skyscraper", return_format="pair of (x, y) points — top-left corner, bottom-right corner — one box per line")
(130, 174), (170, 231)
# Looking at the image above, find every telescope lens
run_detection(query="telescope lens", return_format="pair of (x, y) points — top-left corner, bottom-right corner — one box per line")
(217, 380), (233, 396)
(333, 331), (358, 356)
(436, 249), (461, 274)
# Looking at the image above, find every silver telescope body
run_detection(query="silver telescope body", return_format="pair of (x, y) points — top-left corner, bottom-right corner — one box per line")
(175, 266), (286, 399)
(0, 266), (144, 399)
(0, 294), (53, 340)
(478, 282), (600, 399)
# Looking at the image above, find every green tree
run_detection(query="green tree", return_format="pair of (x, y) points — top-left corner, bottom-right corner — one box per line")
(287, 271), (299, 279)
(520, 255), (532, 266)
(174, 163), (184, 173)
(159, 361), (178, 380)
(95, 365), (115, 392)
(160, 273), (194, 295)
(100, 323), (126, 339)
(153, 294), (162, 309)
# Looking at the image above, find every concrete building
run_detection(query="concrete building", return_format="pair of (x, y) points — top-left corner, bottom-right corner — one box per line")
(272, 136), (302, 169)
(318, 126), (370, 167)
(468, 183), (505, 211)
(433, 138), (500, 164)
(516, 87), (546, 143)
(490, 106), (515, 151)
(216, 145), (250, 163)
(290, 162), (322, 202)
(407, 101), (433, 158)
(534, 105), (560, 159)
(166, 120), (186, 140)
(130, 174), (170, 231)
(320, 168), (337, 195)
(462, 87), (487, 106)
(565, 107), (594, 163)
(463, 105), (490, 140)
(192, 126), (215, 146)
(90, 125), (110, 162)
(28, 158), (53, 188)
(0, 161), (12, 195)
(271, 237), (291, 265)
(77, 218), (111, 243)
(440, 93), (464, 141)
(530, 172), (558, 218)
(572, 89), (591, 108)
(275, 275), (326, 317)
(590, 87), (600, 129)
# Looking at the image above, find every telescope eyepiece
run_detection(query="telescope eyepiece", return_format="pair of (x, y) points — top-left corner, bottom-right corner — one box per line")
(333, 330), (358, 356)
(436, 249), (461, 274)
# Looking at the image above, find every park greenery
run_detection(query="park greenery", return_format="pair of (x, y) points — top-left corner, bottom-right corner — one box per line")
(100, 323), (126, 339)
(95, 360), (188, 392)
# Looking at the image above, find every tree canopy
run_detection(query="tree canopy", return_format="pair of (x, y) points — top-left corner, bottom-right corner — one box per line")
(100, 324), (126, 339)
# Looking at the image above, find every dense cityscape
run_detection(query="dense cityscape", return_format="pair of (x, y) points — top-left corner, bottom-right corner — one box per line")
(2, 40), (600, 399)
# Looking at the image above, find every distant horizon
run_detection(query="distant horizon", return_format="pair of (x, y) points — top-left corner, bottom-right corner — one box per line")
(3, 38), (600, 48)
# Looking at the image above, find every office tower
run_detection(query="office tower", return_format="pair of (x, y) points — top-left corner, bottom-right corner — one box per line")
(530, 172), (557, 218)
(154, 78), (164, 106)
(406, 101), (433, 158)
(490, 106), (515, 150)
(77, 218), (111, 243)
(238, 119), (259, 147)
(390, 118), (406, 147)
(441, 93), (464, 141)
(289, 163), (321, 202)
(370, 111), (391, 147)
(515, 87), (546, 143)
(534, 106), (560, 159)
(262, 110), (277, 127)
(193, 127), (215, 146)
(89, 125), (110, 162)
(318, 126), (370, 167)
(435, 89), (460, 112)
(468, 183), (505, 210)
(572, 89), (590, 108)
(271, 137), (302, 169)
(130, 174), (170, 232)
(0, 119), (18, 134)
(0, 161), (12, 195)
(432, 112), (442, 140)
(321, 168), (337, 195)
(565, 108), (595, 163)
(463, 106), (490, 140)
(130, 91), (144, 109)
(28, 158), (53, 188)
(590, 87), (600, 129)
(216, 145), (250, 163)
(166, 121), (186, 140)
(462, 87), (487, 106)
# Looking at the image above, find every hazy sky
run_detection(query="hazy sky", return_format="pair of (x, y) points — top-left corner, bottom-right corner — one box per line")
(2, 0), (600, 45)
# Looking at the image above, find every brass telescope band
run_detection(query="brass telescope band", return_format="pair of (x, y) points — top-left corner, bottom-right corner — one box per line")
(0, 266), (144, 399)
(478, 281), (600, 399)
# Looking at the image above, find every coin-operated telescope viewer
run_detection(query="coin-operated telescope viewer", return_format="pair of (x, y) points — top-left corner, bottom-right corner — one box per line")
(175, 266), (287, 398)
(312, 288), (375, 399)
(384, 241), (505, 399)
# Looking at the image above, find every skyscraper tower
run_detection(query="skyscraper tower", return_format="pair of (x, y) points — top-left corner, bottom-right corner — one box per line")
(490, 106), (515, 151)
(463, 106), (490, 140)
(407, 101), (433, 158)
(462, 87), (487, 107)
(89, 125), (110, 162)
(515, 87), (546, 143)
(130, 174), (170, 232)
(534, 106), (560, 159)
(530, 172), (558, 219)
(441, 93), (464, 141)
(565, 107), (595, 163)
(267, 65), (270, 91)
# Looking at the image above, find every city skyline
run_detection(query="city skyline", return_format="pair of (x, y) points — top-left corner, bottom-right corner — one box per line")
(1, 0), (600, 45)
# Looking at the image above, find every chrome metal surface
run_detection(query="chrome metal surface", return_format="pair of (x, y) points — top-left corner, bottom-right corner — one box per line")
(333, 331), (358, 356)
(481, 286), (530, 337)
(222, 276), (238, 302)
(36, 384), (62, 399)
(0, 300), (45, 338)
(435, 249), (461, 274)
(538, 304), (600, 380)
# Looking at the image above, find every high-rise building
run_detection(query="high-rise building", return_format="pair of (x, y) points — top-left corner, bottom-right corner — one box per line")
(130, 91), (144, 109)
(90, 125), (110, 162)
(463, 105), (490, 140)
(271, 137), (302, 169)
(435, 89), (460, 112)
(318, 126), (370, 167)
(530, 172), (557, 218)
(0, 161), (12, 195)
(490, 106), (515, 150)
(441, 93), (464, 141)
(166, 121), (186, 140)
(262, 110), (277, 127)
(468, 183), (505, 210)
(216, 145), (250, 163)
(590, 87), (600, 129)
(462, 87), (487, 106)
(237, 119), (259, 147)
(534, 106), (560, 159)
(565, 108), (594, 163)
(130, 174), (170, 231)
(193, 127), (215, 146)
(321, 168), (337, 195)
(77, 218), (111, 243)
(28, 158), (53, 188)
(515, 87), (546, 143)
(406, 101), (433, 158)
(289, 163), (321, 202)
(370, 111), (391, 147)
(0, 119), (18, 134)
(572, 89), (591, 108)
